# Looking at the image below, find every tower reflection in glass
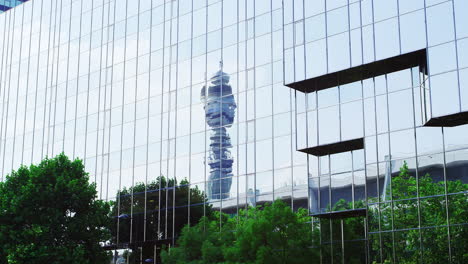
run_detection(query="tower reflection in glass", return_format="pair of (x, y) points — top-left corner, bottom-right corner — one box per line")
(201, 65), (236, 200)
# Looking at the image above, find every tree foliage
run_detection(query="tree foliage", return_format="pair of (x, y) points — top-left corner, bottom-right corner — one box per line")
(372, 161), (468, 263)
(161, 200), (317, 264)
(110, 177), (210, 261)
(0, 154), (111, 264)
(162, 162), (467, 264)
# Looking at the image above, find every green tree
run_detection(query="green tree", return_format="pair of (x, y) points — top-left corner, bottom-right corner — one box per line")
(161, 200), (317, 264)
(0, 153), (111, 264)
(110, 177), (209, 262)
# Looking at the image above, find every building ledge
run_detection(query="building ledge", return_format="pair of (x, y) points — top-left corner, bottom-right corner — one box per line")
(424, 111), (468, 127)
(300, 138), (364, 156)
(286, 49), (427, 93)
(311, 208), (367, 219)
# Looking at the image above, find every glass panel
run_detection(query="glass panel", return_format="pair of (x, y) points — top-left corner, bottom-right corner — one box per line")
(444, 149), (468, 188)
(328, 32), (350, 72)
(306, 39), (327, 78)
(430, 71), (460, 117)
(374, 18), (399, 60)
(426, 2), (455, 46)
(444, 125), (468, 152)
(373, 0), (398, 22)
(390, 130), (416, 160)
(341, 101), (363, 141)
(305, 14), (325, 42)
(394, 230), (421, 263)
(429, 42), (458, 75)
(418, 153), (445, 197)
(388, 89), (414, 131)
(421, 227), (449, 263)
(420, 196), (448, 228)
(318, 106), (340, 145)
(416, 127), (443, 155)
(326, 6), (348, 36)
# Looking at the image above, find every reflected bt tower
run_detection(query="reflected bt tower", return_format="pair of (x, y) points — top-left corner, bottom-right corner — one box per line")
(201, 64), (236, 200)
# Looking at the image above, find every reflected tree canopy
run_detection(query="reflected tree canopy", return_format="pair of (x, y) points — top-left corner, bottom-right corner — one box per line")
(318, 162), (468, 264)
(109, 176), (210, 262)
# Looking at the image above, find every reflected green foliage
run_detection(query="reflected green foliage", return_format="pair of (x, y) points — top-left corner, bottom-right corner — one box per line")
(110, 177), (209, 261)
(161, 200), (317, 264)
(319, 200), (367, 264)
(326, 162), (467, 264)
(0, 154), (111, 264)
(374, 162), (467, 263)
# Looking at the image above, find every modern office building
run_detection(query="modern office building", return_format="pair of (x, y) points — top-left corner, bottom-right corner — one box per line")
(0, 0), (466, 263)
(0, 0), (28, 13)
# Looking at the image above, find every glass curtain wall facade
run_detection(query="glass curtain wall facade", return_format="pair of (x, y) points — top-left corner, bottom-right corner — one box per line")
(0, 0), (306, 262)
(284, 0), (467, 263)
(0, 0), (466, 263)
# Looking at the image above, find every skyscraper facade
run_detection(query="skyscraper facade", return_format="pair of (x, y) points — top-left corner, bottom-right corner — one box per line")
(0, 0), (466, 263)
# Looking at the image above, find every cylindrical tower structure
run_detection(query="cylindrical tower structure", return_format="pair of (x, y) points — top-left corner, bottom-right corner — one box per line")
(201, 69), (236, 200)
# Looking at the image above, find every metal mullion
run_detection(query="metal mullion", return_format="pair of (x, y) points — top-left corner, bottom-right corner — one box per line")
(157, 0), (168, 241)
(201, 0), (208, 227)
(369, 1), (384, 262)
(351, 152), (355, 209)
(347, 0), (352, 68)
(94, 0), (107, 191)
(328, 156), (333, 260)
(130, 0), (141, 245)
(20, 1), (35, 165)
(11, 4), (25, 170)
(422, 0), (433, 120)
(83, 0), (96, 167)
(290, 0), (296, 209)
(396, 0), (402, 55)
(104, 0), (117, 203)
(218, 0), (225, 226)
(371, 78), (384, 263)
(234, 0), (240, 220)
(120, 0), (135, 248)
(99, 1), (111, 201)
(441, 127), (453, 261)
(163, 0), (174, 241)
(361, 82), (371, 264)
(143, 0), (156, 242)
(383, 73), (397, 263)
(45, 0), (59, 158)
(4, 8), (17, 172)
(171, 0), (180, 244)
(72, 0), (84, 160)
(410, 67), (424, 264)
(187, 0), (194, 227)
(29, 0), (44, 164)
(107, 0), (121, 253)
(450, 0), (463, 116)
(0, 12), (10, 179)
(50, 0), (64, 157)
(0, 10), (13, 177)
(324, 0), (329, 74)
(61, 5), (74, 125)
(270, 0), (275, 203)
(115, 0), (129, 248)
(40, 0), (54, 158)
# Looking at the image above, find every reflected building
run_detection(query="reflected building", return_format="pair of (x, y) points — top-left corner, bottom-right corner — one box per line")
(201, 67), (236, 200)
